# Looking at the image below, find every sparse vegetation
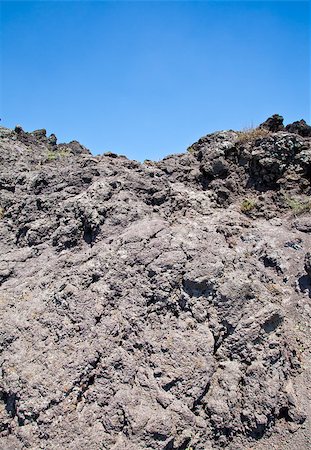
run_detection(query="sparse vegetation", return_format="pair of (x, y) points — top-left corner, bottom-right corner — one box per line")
(47, 149), (70, 161)
(47, 151), (57, 161)
(187, 144), (196, 153)
(286, 196), (311, 216)
(237, 127), (270, 144)
(241, 198), (257, 214)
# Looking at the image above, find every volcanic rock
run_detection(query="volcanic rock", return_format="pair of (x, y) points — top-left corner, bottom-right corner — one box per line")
(259, 114), (284, 132)
(286, 119), (311, 138)
(0, 117), (311, 450)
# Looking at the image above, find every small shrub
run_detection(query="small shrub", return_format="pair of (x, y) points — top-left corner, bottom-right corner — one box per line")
(286, 196), (311, 216)
(187, 144), (196, 153)
(46, 149), (69, 162)
(237, 127), (270, 144)
(241, 198), (257, 214)
(47, 151), (57, 161)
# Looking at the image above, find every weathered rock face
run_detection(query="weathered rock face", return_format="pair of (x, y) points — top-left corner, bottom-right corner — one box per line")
(259, 114), (285, 132)
(0, 119), (311, 450)
(285, 120), (311, 138)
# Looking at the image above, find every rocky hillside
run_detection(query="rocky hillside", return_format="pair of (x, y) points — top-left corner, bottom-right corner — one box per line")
(0, 115), (311, 450)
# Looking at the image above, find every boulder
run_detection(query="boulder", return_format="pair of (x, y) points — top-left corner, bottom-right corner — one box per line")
(286, 119), (311, 137)
(259, 114), (284, 132)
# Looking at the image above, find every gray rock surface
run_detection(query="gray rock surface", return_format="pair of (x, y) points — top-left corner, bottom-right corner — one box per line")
(0, 118), (311, 449)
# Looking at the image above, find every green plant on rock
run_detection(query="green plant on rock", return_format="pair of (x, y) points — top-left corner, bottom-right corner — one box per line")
(241, 198), (257, 214)
(286, 196), (311, 216)
(47, 151), (57, 161)
(46, 149), (70, 162)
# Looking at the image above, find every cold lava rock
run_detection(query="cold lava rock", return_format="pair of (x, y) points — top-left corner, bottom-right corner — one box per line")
(48, 133), (57, 147)
(0, 116), (311, 450)
(286, 120), (311, 138)
(304, 252), (311, 277)
(259, 114), (284, 132)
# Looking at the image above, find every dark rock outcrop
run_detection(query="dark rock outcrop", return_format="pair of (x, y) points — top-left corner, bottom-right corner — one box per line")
(259, 114), (284, 132)
(0, 117), (311, 450)
(304, 252), (311, 277)
(286, 119), (311, 138)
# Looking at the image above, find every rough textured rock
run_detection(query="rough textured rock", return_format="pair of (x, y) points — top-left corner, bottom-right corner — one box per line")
(0, 117), (311, 450)
(286, 120), (311, 138)
(259, 114), (284, 132)
(304, 252), (311, 277)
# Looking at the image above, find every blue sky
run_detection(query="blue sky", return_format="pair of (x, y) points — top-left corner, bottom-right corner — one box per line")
(1, 1), (310, 160)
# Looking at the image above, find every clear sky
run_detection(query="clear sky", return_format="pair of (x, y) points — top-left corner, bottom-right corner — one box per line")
(0, 1), (310, 161)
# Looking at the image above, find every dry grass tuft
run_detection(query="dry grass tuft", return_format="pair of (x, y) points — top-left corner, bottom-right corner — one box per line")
(237, 127), (271, 144)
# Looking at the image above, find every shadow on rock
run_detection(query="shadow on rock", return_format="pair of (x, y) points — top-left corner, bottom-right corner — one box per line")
(298, 275), (311, 298)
